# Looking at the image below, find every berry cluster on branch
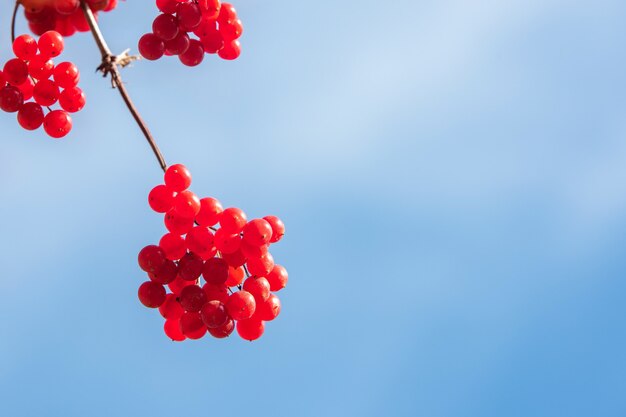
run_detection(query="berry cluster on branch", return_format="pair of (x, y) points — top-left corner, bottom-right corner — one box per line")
(21, 0), (118, 37)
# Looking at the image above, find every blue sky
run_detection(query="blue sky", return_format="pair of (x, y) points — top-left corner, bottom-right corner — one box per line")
(1, 1), (626, 416)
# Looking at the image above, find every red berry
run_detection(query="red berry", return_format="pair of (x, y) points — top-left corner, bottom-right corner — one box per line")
(226, 290), (256, 320)
(164, 32), (190, 55)
(217, 3), (237, 24)
(38, 31), (65, 58)
(202, 283), (229, 304)
(197, 0), (220, 19)
(178, 252), (205, 281)
(202, 257), (229, 285)
(264, 215), (285, 243)
(0, 86), (24, 113)
(179, 39), (204, 66)
(138, 33), (165, 60)
(27, 55), (54, 80)
(58, 86), (86, 112)
(200, 300), (229, 328)
(219, 207), (247, 233)
(33, 79), (60, 106)
(164, 318), (186, 341)
(12, 34), (38, 61)
(214, 228), (241, 254)
(159, 293), (184, 320)
(159, 233), (187, 261)
(3, 59), (29, 86)
(266, 264), (288, 291)
(185, 226), (216, 258)
(179, 284), (207, 312)
(17, 102), (44, 130)
(240, 240), (268, 259)
(138, 245), (167, 273)
(207, 318), (234, 338)
(225, 266), (244, 287)
(196, 197), (223, 227)
(242, 218), (273, 247)
(54, 0), (80, 15)
(179, 312), (206, 339)
(199, 29), (223, 54)
(17, 78), (35, 100)
(164, 209), (194, 235)
(148, 259), (178, 285)
(168, 275), (196, 295)
(221, 249), (247, 268)
(138, 281), (166, 308)
(148, 184), (176, 213)
(236, 318), (264, 341)
(219, 18), (243, 41)
(246, 252), (274, 277)
(176, 2), (202, 31)
(218, 39), (241, 60)
(152, 13), (179, 41)
(43, 110), (72, 138)
(256, 293), (281, 321)
(156, 0), (178, 14)
(70, 8), (91, 32)
(243, 277), (270, 302)
(164, 164), (192, 192)
(53, 61), (80, 88)
(173, 190), (201, 218)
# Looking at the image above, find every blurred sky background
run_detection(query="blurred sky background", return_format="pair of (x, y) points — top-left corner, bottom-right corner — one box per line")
(1, 0), (626, 416)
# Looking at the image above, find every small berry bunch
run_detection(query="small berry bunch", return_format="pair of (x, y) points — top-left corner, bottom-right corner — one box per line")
(138, 0), (243, 66)
(0, 31), (85, 138)
(137, 164), (288, 342)
(21, 0), (119, 37)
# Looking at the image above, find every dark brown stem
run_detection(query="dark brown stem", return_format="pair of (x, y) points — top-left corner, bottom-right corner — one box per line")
(11, 1), (18, 43)
(79, 1), (167, 172)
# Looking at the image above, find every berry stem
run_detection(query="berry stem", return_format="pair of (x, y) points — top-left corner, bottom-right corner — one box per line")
(10, 1), (18, 43)
(79, 0), (168, 173)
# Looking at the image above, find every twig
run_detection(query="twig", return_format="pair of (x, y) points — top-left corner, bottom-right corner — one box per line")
(79, 1), (167, 172)
(11, 1), (18, 43)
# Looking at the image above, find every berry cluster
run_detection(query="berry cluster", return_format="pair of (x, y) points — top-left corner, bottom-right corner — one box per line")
(138, 0), (243, 66)
(0, 31), (85, 138)
(21, 0), (118, 37)
(137, 164), (288, 342)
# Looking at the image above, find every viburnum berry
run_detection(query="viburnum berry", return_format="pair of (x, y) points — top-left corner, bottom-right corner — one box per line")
(202, 257), (229, 285)
(43, 110), (72, 138)
(226, 290), (256, 320)
(203, 283), (230, 304)
(58, 86), (86, 112)
(17, 102), (44, 130)
(199, 29), (223, 54)
(0, 86), (24, 113)
(185, 226), (216, 258)
(33, 79), (60, 106)
(179, 284), (207, 312)
(164, 209), (194, 235)
(221, 249), (247, 268)
(138, 281), (166, 308)
(243, 277), (271, 302)
(264, 215), (285, 243)
(236, 318), (264, 341)
(159, 293), (185, 320)
(218, 39), (241, 60)
(179, 39), (204, 66)
(138, 33), (165, 60)
(38, 31), (65, 58)
(217, 3), (237, 24)
(246, 252), (274, 277)
(169, 275), (196, 295)
(242, 218), (273, 247)
(164, 318), (186, 341)
(164, 32), (190, 55)
(159, 233), (187, 261)
(164, 164), (192, 192)
(27, 55), (54, 80)
(177, 252), (205, 281)
(266, 264), (288, 291)
(149, 184), (176, 213)
(219, 19), (243, 41)
(55, 0), (80, 15)
(200, 300), (229, 328)
(219, 207), (247, 233)
(3, 59), (29, 86)
(148, 259), (178, 285)
(12, 34), (38, 61)
(18, 78), (35, 100)
(196, 197), (223, 226)
(152, 13), (179, 41)
(240, 240), (268, 259)
(173, 190), (201, 218)
(53, 61), (80, 88)
(179, 311), (207, 339)
(138, 245), (167, 273)
(208, 318), (235, 338)
(214, 228), (242, 254)
(156, 0), (178, 14)
(176, 2), (202, 31)
(255, 293), (281, 321)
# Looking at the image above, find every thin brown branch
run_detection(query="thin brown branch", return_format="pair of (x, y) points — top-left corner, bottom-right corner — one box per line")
(79, 1), (167, 172)
(11, 1), (18, 43)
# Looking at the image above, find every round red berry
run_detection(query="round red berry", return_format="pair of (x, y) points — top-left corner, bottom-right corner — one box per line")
(208, 318), (234, 338)
(179, 39), (204, 67)
(138, 281), (166, 308)
(219, 207), (247, 233)
(3, 59), (29, 86)
(148, 259), (178, 285)
(38, 31), (65, 58)
(185, 226), (216, 258)
(33, 79), (60, 106)
(218, 40), (241, 60)
(43, 110), (72, 138)
(226, 290), (256, 320)
(214, 228), (242, 254)
(12, 34), (38, 61)
(159, 233), (187, 261)
(53, 62), (80, 88)
(176, 2), (202, 31)
(263, 215), (285, 243)
(152, 13), (179, 41)
(179, 312), (207, 339)
(202, 257), (229, 285)
(225, 266), (245, 287)
(138, 33), (165, 60)
(17, 102), (44, 130)
(179, 284), (207, 312)
(236, 318), (264, 341)
(266, 264), (288, 291)
(164, 318), (186, 341)
(164, 32), (190, 55)
(242, 218), (273, 247)
(159, 293), (184, 320)
(164, 164), (192, 192)
(164, 209), (194, 235)
(256, 293), (281, 321)
(138, 245), (167, 273)
(178, 252), (205, 281)
(173, 190), (201, 218)
(200, 300), (229, 328)
(246, 252), (274, 277)
(196, 197), (223, 227)
(27, 55), (54, 80)
(149, 184), (176, 213)
(243, 277), (271, 302)
(0, 86), (24, 113)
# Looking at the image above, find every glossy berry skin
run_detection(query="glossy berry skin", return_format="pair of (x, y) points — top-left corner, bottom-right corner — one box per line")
(179, 285), (207, 312)
(264, 215), (285, 243)
(164, 209), (194, 235)
(221, 249), (247, 268)
(200, 300), (229, 328)
(0, 86), (24, 113)
(43, 110), (72, 138)
(202, 257), (229, 285)
(217, 3), (238, 24)
(33, 79), (60, 106)
(218, 40), (241, 60)
(17, 102), (44, 130)
(58, 86), (86, 112)
(138, 33), (165, 60)
(243, 277), (271, 302)
(164, 318), (186, 341)
(214, 228), (241, 254)
(138, 281), (166, 308)
(207, 318), (234, 338)
(17, 78), (34, 101)
(199, 29), (223, 54)
(219, 207), (247, 233)
(3, 59), (29, 86)
(164, 164), (192, 192)
(138, 245), (167, 273)
(159, 293), (184, 320)
(226, 290), (256, 320)
(225, 266), (245, 287)
(236, 318), (265, 341)
(152, 13), (179, 41)
(177, 252), (205, 281)
(240, 240), (268, 259)
(266, 264), (288, 291)
(179, 39), (204, 67)
(176, 2), (202, 31)
(168, 275), (196, 295)
(149, 185), (176, 213)
(242, 218), (273, 247)
(196, 197), (223, 226)
(165, 32), (190, 55)
(179, 312), (207, 339)
(27, 55), (54, 80)
(174, 190), (201, 218)
(38, 31), (65, 58)
(246, 252), (275, 277)
(156, 0), (178, 14)
(219, 18), (243, 41)
(148, 259), (178, 285)
(256, 293), (281, 321)
(12, 34), (38, 61)
(185, 226), (216, 259)
(159, 233), (187, 261)
(53, 61), (80, 88)
(202, 283), (230, 304)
